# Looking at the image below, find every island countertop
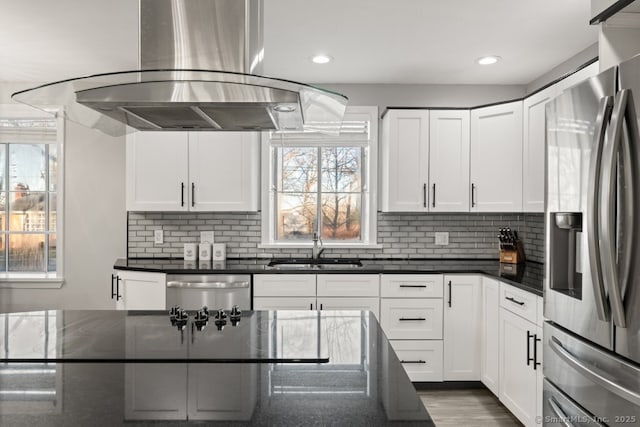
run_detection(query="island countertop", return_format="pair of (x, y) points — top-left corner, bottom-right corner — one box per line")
(114, 257), (544, 296)
(0, 309), (433, 426)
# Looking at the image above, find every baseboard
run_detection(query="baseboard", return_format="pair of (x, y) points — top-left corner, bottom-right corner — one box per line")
(413, 381), (486, 391)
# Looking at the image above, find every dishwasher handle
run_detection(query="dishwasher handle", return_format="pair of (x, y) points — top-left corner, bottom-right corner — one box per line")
(167, 280), (250, 289)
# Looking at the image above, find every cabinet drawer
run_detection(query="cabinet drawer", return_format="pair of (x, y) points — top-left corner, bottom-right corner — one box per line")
(253, 275), (316, 297)
(381, 275), (444, 298)
(389, 340), (443, 382)
(380, 299), (443, 340)
(317, 274), (379, 297)
(499, 282), (538, 324)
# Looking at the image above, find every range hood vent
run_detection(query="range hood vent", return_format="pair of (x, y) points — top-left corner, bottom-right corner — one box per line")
(11, 0), (347, 136)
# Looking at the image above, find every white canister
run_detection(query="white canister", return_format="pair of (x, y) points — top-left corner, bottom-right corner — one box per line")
(211, 243), (226, 261)
(184, 243), (198, 261)
(199, 243), (212, 261)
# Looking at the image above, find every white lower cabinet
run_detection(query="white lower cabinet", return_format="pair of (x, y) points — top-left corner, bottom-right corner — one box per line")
(389, 340), (443, 382)
(380, 274), (444, 382)
(252, 274), (380, 316)
(481, 277), (500, 395)
(113, 270), (166, 310)
(499, 305), (542, 427)
(443, 275), (481, 381)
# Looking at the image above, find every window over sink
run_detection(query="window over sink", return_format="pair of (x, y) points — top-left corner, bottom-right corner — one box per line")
(261, 106), (378, 247)
(0, 106), (63, 282)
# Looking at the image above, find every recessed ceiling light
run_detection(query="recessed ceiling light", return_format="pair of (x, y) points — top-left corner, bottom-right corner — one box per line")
(311, 54), (332, 64)
(476, 55), (501, 65)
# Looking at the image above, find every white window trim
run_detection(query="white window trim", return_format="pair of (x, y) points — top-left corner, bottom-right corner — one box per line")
(0, 105), (64, 287)
(260, 106), (378, 248)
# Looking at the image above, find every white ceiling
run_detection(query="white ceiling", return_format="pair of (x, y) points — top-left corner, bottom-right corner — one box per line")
(0, 0), (598, 86)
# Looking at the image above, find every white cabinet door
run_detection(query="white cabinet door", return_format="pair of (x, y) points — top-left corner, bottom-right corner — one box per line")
(499, 307), (538, 427)
(381, 109), (430, 212)
(380, 299), (443, 340)
(443, 275), (481, 380)
(316, 274), (379, 297)
(253, 297), (316, 310)
(126, 131), (189, 211)
(523, 86), (556, 212)
(481, 277), (500, 395)
(470, 101), (523, 212)
(188, 132), (259, 211)
(317, 297), (380, 320)
(116, 270), (166, 310)
(429, 110), (470, 212)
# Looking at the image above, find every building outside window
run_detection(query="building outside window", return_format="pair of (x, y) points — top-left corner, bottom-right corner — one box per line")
(262, 106), (378, 247)
(0, 108), (63, 279)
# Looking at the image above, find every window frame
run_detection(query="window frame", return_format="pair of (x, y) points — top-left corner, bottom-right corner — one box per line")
(260, 106), (379, 248)
(0, 105), (64, 287)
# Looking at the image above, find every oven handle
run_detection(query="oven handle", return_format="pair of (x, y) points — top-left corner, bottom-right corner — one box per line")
(549, 336), (640, 406)
(167, 281), (249, 289)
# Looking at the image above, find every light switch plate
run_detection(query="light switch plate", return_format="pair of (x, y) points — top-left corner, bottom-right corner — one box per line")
(201, 231), (214, 243)
(154, 229), (164, 245)
(435, 232), (449, 245)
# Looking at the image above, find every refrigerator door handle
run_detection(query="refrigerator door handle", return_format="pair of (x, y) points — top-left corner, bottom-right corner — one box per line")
(547, 397), (575, 427)
(617, 90), (640, 318)
(549, 336), (640, 406)
(600, 90), (640, 328)
(587, 96), (613, 322)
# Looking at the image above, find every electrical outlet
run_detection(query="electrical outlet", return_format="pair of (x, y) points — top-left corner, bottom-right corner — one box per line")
(435, 232), (449, 245)
(154, 229), (164, 245)
(200, 231), (214, 243)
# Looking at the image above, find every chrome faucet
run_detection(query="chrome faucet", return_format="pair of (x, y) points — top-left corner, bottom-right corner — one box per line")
(312, 232), (325, 260)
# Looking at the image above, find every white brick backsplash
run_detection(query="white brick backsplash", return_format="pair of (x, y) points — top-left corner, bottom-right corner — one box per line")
(127, 212), (545, 262)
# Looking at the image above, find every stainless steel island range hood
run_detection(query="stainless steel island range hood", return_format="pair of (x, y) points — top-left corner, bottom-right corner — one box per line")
(12, 0), (348, 136)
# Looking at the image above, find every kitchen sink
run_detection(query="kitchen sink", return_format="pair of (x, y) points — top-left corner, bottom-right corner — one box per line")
(267, 258), (363, 270)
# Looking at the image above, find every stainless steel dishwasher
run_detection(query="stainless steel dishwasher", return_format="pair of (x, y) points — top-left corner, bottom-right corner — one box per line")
(166, 274), (251, 310)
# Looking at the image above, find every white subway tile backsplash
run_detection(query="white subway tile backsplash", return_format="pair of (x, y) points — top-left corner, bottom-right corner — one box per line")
(127, 212), (545, 262)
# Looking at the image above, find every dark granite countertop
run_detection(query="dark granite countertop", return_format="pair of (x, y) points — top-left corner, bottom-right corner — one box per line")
(115, 257), (544, 296)
(0, 309), (433, 426)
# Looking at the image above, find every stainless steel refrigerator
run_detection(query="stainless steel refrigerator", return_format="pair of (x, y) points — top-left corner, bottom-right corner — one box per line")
(544, 53), (640, 426)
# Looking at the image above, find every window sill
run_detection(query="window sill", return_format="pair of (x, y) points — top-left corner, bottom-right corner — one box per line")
(258, 243), (383, 250)
(0, 275), (64, 289)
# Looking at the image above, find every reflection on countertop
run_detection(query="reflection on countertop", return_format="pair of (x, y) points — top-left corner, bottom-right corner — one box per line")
(0, 309), (433, 425)
(114, 257), (544, 296)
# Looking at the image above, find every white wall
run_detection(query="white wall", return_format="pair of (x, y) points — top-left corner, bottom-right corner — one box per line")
(0, 82), (126, 311)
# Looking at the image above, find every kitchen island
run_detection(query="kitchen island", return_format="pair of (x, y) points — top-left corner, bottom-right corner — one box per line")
(0, 309), (433, 426)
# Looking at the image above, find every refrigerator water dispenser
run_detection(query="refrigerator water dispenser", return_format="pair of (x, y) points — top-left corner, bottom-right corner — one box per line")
(549, 212), (583, 299)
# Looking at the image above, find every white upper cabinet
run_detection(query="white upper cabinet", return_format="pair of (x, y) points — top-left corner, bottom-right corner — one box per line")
(188, 132), (259, 211)
(126, 130), (259, 211)
(522, 86), (556, 212)
(126, 131), (190, 211)
(470, 101), (523, 212)
(429, 110), (470, 212)
(381, 109), (430, 212)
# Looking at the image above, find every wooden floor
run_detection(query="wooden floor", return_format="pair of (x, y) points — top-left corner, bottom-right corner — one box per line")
(418, 389), (522, 427)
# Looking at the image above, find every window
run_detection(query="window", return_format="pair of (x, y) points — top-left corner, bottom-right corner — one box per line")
(262, 106), (378, 246)
(0, 108), (63, 279)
